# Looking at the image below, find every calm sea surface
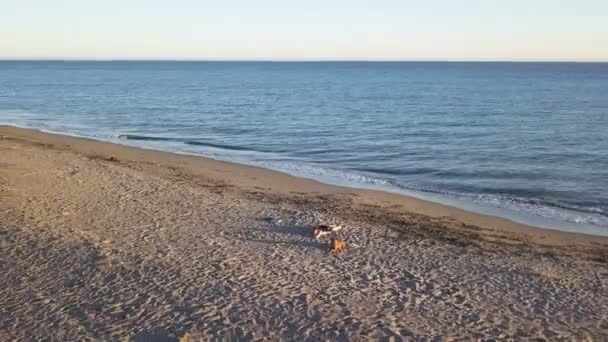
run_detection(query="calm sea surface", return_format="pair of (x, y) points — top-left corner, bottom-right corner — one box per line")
(1, 61), (607, 235)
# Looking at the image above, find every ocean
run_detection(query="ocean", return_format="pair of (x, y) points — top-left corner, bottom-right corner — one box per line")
(1, 61), (607, 235)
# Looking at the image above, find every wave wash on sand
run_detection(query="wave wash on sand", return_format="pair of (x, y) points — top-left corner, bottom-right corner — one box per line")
(1, 126), (607, 340)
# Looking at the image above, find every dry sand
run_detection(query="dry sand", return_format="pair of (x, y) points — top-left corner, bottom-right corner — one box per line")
(1, 125), (607, 340)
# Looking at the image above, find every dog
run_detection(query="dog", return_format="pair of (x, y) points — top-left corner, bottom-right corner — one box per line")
(329, 238), (347, 252)
(312, 224), (343, 239)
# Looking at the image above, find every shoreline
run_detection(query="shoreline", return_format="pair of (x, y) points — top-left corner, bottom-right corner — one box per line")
(3, 120), (607, 236)
(2, 124), (607, 339)
(1, 124), (605, 242)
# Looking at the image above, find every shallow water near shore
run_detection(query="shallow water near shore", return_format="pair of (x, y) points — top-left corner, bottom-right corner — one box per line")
(1, 61), (607, 234)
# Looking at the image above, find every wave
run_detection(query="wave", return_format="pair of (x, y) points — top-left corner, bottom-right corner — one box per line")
(257, 160), (393, 187)
(184, 140), (252, 152)
(118, 133), (255, 152)
(403, 185), (608, 218)
(118, 134), (175, 141)
(382, 182), (608, 229)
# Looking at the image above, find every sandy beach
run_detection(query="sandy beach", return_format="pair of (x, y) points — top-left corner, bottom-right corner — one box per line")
(1, 125), (607, 340)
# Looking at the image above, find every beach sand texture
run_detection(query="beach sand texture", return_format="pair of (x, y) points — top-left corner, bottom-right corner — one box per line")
(1, 126), (607, 340)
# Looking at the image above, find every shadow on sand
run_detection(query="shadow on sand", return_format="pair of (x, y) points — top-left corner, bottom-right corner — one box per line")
(251, 221), (315, 238)
(241, 221), (329, 250)
(239, 237), (327, 250)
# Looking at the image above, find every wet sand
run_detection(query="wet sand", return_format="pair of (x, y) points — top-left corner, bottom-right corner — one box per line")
(1, 125), (607, 340)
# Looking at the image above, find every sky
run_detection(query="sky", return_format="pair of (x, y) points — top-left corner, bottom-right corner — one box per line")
(1, 0), (607, 61)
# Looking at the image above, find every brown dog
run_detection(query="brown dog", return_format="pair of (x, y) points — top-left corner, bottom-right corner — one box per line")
(329, 238), (346, 252)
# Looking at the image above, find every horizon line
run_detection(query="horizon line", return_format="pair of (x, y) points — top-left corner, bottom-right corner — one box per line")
(1, 58), (607, 63)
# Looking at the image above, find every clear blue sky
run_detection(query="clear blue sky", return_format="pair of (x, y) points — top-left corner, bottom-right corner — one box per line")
(1, 0), (607, 61)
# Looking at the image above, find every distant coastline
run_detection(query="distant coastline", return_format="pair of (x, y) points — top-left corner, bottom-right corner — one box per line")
(2, 59), (608, 63)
